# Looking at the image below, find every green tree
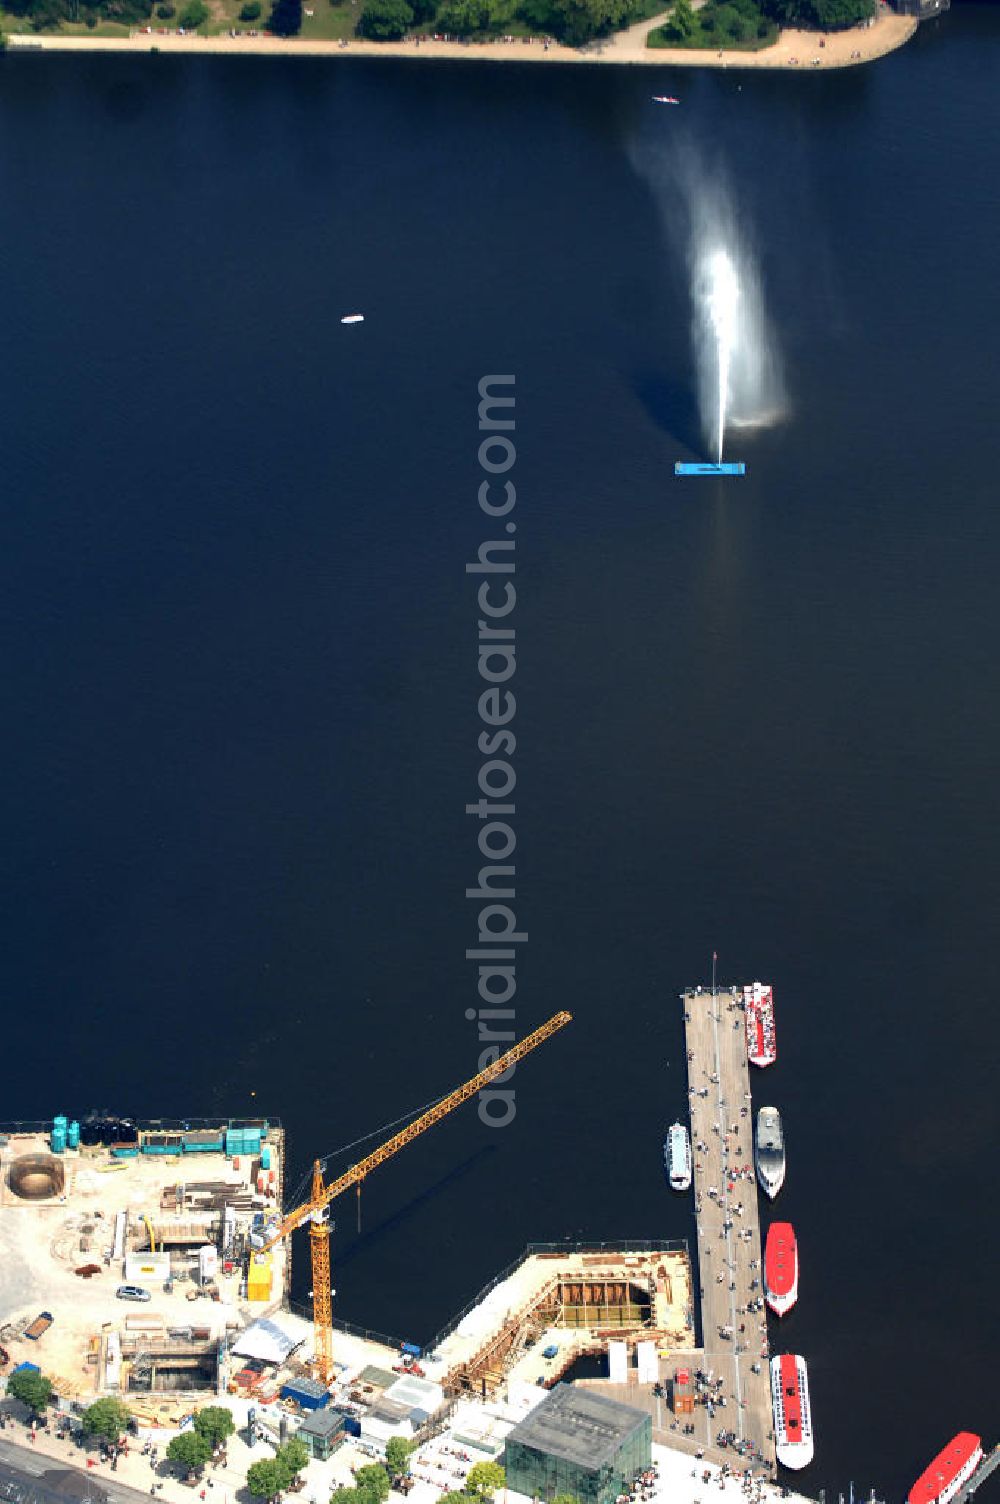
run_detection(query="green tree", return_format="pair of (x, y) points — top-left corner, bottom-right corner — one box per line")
(247, 1460), (288, 1502)
(82, 1398), (131, 1442)
(437, 0), (488, 28)
(194, 1407), (236, 1449)
(466, 1464), (505, 1503)
(357, 0), (412, 34)
(6, 1370), (53, 1416)
(354, 1465), (390, 1504)
(276, 1440), (311, 1486)
(664, 0), (695, 38)
(551, 1496), (581, 1504)
(384, 1438), (414, 1480)
(239, 1), (261, 15)
(533, 0), (629, 44)
(331, 1491), (362, 1504)
(267, 0), (302, 31)
(807, 0), (873, 24)
(177, 0), (207, 20)
(167, 1433), (213, 1477)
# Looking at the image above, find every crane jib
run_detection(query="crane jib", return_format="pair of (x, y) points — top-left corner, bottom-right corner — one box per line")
(259, 1010), (571, 1258)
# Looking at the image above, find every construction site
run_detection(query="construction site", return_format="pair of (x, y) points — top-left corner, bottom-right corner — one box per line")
(0, 1008), (816, 1504)
(0, 1116), (289, 1419)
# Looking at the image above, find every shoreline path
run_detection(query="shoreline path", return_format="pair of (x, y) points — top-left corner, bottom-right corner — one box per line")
(6, 6), (918, 67)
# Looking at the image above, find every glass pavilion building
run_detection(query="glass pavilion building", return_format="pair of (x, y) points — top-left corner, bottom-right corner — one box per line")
(504, 1384), (652, 1504)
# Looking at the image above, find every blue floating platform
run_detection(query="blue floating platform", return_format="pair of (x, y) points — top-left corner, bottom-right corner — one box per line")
(674, 462), (746, 476)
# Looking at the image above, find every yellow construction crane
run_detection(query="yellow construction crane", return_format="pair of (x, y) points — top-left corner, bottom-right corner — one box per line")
(260, 1010), (572, 1383)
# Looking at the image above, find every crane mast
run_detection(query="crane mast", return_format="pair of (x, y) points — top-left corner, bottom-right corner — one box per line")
(261, 1010), (571, 1383)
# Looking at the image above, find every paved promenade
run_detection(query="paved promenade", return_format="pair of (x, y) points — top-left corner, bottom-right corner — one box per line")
(3, 8), (917, 68)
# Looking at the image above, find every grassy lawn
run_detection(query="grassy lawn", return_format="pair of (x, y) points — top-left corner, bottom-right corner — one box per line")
(0, 0), (361, 36)
(0, 5), (131, 29)
(1, 0), (674, 42)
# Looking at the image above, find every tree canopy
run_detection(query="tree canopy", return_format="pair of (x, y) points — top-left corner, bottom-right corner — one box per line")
(466, 1464), (505, 1502)
(267, 0), (302, 32)
(6, 1370), (53, 1416)
(357, 0), (413, 36)
(661, 0), (695, 39)
(806, 0), (874, 24)
(757, 0), (873, 24)
(194, 1407), (236, 1448)
(384, 1438), (414, 1479)
(82, 1399), (131, 1442)
(354, 1465), (390, 1504)
(247, 1460), (288, 1501)
(276, 1440), (311, 1483)
(167, 1433), (213, 1476)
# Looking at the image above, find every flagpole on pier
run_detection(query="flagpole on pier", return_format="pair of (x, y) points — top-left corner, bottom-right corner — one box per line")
(712, 949), (717, 998)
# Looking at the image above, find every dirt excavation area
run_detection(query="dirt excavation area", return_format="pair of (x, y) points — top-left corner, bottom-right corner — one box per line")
(0, 1128), (287, 1405)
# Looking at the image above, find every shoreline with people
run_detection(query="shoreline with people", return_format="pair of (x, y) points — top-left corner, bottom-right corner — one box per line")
(3, 5), (918, 66)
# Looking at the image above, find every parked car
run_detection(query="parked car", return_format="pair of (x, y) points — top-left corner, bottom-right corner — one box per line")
(115, 1286), (151, 1303)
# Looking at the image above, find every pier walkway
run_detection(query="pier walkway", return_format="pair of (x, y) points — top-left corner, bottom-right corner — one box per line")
(682, 984), (775, 1475)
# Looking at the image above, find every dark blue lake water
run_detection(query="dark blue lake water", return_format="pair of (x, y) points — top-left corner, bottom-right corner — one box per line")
(1, 10), (999, 1497)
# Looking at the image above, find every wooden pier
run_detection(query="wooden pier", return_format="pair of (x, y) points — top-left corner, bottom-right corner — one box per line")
(681, 982), (776, 1475)
(578, 984), (777, 1475)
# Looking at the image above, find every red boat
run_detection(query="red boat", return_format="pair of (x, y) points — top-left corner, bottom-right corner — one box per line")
(744, 981), (776, 1067)
(764, 1223), (798, 1316)
(908, 1433), (983, 1504)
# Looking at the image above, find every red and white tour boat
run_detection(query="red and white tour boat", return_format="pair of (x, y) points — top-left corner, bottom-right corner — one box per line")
(744, 981), (776, 1067)
(908, 1433), (983, 1504)
(770, 1353), (814, 1470)
(764, 1222), (799, 1316)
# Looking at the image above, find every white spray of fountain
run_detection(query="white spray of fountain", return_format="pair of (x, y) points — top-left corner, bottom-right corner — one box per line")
(688, 189), (786, 466)
(630, 138), (787, 465)
(699, 247), (741, 464)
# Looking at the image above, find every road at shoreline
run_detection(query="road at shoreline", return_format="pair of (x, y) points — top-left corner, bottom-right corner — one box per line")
(5, 7), (918, 68)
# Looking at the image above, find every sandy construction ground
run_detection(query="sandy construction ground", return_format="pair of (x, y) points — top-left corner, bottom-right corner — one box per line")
(6, 6), (918, 68)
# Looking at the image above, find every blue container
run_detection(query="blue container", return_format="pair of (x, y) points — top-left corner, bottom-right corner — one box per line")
(51, 1116), (67, 1154)
(243, 1129), (262, 1156)
(260, 1146), (271, 1171)
(112, 1146), (139, 1159)
(67, 1120), (80, 1149)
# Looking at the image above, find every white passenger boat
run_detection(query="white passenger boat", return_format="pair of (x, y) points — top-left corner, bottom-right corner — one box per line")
(664, 1122), (692, 1191)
